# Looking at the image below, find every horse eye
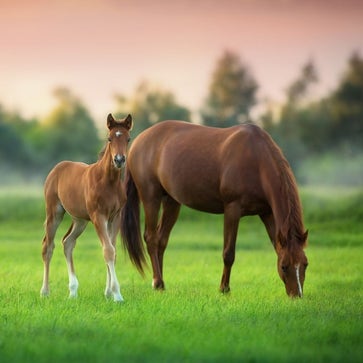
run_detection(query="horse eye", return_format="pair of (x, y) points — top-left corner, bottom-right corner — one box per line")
(108, 137), (112, 142)
(281, 265), (288, 273)
(127, 137), (131, 143)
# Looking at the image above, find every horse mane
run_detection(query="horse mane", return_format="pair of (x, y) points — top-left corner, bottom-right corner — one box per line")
(264, 132), (306, 247)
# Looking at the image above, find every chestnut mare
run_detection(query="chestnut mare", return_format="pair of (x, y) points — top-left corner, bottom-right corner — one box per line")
(121, 121), (308, 297)
(40, 114), (145, 302)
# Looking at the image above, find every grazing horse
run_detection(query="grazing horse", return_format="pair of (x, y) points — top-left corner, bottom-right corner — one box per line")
(121, 121), (308, 298)
(40, 114), (145, 302)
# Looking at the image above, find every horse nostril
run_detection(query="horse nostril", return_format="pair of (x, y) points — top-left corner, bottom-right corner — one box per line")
(114, 154), (125, 167)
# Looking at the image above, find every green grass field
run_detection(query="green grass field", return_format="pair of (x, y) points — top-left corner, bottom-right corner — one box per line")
(0, 186), (362, 363)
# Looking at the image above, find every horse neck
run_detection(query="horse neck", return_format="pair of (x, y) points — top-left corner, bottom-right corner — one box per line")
(278, 168), (304, 243)
(96, 144), (121, 183)
(265, 144), (305, 246)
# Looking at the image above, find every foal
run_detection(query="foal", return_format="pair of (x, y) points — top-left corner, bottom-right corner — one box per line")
(40, 114), (144, 302)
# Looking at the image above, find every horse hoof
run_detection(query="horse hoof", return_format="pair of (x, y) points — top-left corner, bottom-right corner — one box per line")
(220, 286), (231, 294)
(40, 289), (49, 297)
(104, 289), (113, 298)
(113, 295), (124, 303)
(152, 280), (165, 290)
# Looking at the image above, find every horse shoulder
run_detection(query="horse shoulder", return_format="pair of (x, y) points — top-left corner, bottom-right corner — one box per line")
(218, 126), (273, 209)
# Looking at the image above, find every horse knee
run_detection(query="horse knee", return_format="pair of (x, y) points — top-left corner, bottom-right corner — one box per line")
(223, 250), (235, 267)
(103, 244), (116, 262)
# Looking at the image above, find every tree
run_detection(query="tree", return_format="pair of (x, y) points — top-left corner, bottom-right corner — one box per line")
(114, 81), (191, 136)
(0, 106), (36, 170)
(328, 52), (363, 150)
(201, 50), (258, 127)
(41, 87), (101, 167)
(265, 60), (320, 169)
(285, 60), (318, 105)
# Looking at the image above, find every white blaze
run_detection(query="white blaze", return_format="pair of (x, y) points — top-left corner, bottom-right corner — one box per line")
(295, 264), (303, 297)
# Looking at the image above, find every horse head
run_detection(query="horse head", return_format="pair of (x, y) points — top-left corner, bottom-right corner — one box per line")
(276, 230), (308, 298)
(106, 113), (132, 169)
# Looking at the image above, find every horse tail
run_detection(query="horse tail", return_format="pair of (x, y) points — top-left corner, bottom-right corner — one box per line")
(120, 169), (147, 275)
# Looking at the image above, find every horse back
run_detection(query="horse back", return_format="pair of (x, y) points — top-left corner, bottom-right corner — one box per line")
(128, 121), (279, 215)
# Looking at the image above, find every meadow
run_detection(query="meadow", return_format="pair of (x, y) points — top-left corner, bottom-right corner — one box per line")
(0, 186), (362, 363)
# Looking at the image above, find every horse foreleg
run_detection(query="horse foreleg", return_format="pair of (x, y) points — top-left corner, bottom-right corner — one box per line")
(40, 202), (65, 296)
(220, 202), (240, 293)
(62, 219), (88, 298)
(104, 216), (121, 298)
(94, 216), (123, 302)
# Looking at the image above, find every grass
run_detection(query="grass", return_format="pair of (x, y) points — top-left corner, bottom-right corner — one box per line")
(0, 186), (362, 362)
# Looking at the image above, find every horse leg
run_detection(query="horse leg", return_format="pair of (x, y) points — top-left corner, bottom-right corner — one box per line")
(62, 218), (88, 298)
(93, 215), (123, 302)
(104, 215), (121, 298)
(40, 201), (65, 296)
(157, 196), (181, 278)
(143, 198), (164, 289)
(220, 202), (240, 293)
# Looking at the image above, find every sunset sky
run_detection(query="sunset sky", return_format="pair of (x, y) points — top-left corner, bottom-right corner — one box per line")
(1, 0), (363, 124)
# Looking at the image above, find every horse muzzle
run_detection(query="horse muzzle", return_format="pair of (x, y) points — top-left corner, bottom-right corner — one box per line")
(113, 154), (126, 169)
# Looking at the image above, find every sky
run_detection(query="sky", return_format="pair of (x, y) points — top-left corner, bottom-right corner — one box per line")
(1, 0), (363, 125)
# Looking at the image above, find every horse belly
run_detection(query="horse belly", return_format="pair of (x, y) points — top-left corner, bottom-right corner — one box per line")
(55, 163), (90, 220)
(160, 170), (224, 213)
(59, 190), (89, 220)
(183, 197), (224, 214)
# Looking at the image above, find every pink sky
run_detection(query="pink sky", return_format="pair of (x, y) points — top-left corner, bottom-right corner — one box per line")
(1, 0), (362, 124)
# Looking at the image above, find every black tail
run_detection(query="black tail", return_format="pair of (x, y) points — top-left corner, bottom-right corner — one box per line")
(120, 169), (147, 275)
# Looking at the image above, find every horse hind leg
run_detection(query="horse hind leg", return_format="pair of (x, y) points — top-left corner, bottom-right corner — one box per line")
(143, 198), (164, 290)
(157, 196), (181, 282)
(40, 202), (65, 296)
(220, 202), (240, 293)
(62, 218), (88, 298)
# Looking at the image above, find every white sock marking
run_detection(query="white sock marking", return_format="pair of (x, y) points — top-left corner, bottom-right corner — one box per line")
(69, 274), (79, 298)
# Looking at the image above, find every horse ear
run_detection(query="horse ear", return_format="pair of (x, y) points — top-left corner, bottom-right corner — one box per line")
(303, 229), (309, 240)
(302, 229), (309, 246)
(124, 114), (133, 131)
(107, 113), (115, 129)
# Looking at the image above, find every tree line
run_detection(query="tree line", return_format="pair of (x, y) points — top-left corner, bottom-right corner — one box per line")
(1, 50), (362, 185)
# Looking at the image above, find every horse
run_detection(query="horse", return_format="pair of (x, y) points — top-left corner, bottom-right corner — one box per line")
(120, 120), (309, 298)
(40, 114), (145, 302)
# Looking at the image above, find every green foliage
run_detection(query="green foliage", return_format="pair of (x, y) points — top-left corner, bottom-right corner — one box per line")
(0, 188), (362, 363)
(329, 52), (363, 149)
(41, 88), (101, 166)
(115, 81), (191, 137)
(0, 88), (102, 183)
(262, 53), (363, 182)
(201, 50), (258, 127)
(0, 107), (37, 169)
(285, 60), (318, 104)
